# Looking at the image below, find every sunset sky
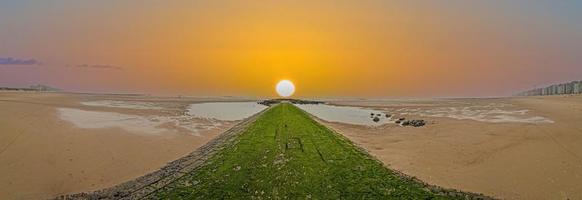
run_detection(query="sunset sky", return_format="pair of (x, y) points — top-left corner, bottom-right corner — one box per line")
(1, 1), (581, 97)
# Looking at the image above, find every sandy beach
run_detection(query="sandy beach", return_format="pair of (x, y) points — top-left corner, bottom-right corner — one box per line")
(320, 96), (582, 200)
(2, 92), (581, 199)
(0, 92), (256, 199)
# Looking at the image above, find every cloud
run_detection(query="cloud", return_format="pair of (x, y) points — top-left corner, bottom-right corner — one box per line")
(74, 64), (124, 70)
(0, 57), (41, 65)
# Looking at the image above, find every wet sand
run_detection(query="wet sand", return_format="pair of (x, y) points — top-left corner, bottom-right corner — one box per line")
(0, 92), (249, 199)
(321, 96), (582, 200)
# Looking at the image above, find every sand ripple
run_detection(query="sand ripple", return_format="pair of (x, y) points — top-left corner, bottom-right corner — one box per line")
(396, 104), (553, 123)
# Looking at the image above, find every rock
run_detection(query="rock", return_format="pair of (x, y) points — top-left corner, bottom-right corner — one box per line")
(410, 120), (426, 127)
(399, 118), (406, 121)
(400, 119), (426, 127)
(395, 120), (401, 124)
(373, 117), (380, 122)
(385, 114), (391, 118)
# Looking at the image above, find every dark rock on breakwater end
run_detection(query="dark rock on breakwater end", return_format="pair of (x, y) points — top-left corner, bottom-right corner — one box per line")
(258, 99), (324, 106)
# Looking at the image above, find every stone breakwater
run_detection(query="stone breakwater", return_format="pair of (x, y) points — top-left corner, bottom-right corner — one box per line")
(54, 109), (267, 200)
(517, 80), (582, 96)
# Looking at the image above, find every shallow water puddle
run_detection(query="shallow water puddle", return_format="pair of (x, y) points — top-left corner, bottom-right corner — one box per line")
(57, 108), (223, 135)
(57, 108), (169, 134)
(81, 100), (163, 110)
(296, 104), (392, 126)
(187, 102), (267, 121)
(61, 101), (266, 135)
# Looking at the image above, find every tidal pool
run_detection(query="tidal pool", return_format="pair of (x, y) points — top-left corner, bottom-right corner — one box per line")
(187, 102), (267, 121)
(57, 108), (170, 135)
(57, 108), (224, 136)
(81, 100), (163, 110)
(296, 104), (392, 126)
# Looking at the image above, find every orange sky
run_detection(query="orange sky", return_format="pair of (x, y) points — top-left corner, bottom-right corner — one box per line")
(1, 1), (581, 97)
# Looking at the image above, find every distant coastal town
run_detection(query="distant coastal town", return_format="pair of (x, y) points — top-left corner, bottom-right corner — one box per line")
(0, 84), (60, 92)
(518, 81), (582, 96)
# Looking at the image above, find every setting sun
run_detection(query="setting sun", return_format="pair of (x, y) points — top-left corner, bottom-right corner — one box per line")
(276, 80), (295, 97)
(1, 1), (581, 199)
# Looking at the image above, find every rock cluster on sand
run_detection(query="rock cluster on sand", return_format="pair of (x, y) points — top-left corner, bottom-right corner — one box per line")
(406, 120), (426, 127)
(395, 118), (405, 124)
(367, 112), (426, 127)
(373, 117), (380, 122)
(370, 112), (389, 123)
(395, 118), (426, 127)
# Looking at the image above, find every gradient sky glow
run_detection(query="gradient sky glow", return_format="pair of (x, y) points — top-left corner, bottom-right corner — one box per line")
(1, 1), (581, 97)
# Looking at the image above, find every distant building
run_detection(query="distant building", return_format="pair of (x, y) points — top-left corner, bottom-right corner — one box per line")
(517, 80), (582, 96)
(575, 81), (582, 94)
(1, 84), (60, 92)
(29, 84), (60, 92)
